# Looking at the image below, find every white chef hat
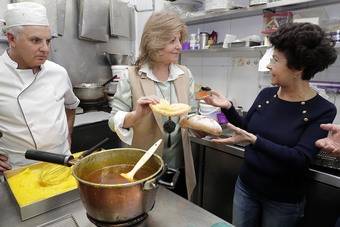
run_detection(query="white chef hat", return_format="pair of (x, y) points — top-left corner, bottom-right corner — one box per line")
(4, 2), (49, 29)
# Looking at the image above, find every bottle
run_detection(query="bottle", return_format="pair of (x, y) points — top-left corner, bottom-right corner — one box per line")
(190, 33), (197, 50)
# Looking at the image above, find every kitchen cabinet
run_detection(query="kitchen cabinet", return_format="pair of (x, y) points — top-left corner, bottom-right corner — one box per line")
(71, 120), (121, 153)
(191, 137), (340, 227)
(303, 179), (340, 227)
(200, 146), (243, 222)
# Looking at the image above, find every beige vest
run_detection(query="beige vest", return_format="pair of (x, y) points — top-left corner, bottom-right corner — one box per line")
(128, 65), (196, 200)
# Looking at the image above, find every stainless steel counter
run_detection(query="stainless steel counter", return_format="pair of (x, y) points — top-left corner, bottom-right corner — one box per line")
(191, 137), (340, 188)
(0, 182), (232, 227)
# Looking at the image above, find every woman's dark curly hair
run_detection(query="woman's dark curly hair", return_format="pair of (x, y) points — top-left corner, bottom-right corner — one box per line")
(269, 23), (337, 80)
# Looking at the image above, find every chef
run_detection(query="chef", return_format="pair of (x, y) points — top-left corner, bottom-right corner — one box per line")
(0, 2), (79, 173)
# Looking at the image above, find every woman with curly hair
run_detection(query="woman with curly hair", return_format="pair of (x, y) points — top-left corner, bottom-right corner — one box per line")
(204, 23), (337, 227)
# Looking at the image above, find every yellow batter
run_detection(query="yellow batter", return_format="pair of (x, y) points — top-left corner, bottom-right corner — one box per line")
(7, 163), (78, 207)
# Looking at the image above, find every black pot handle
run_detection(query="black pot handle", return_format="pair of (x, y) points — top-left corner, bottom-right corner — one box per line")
(25, 150), (73, 166)
(157, 167), (180, 189)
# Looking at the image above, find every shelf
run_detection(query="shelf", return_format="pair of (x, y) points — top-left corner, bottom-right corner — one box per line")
(181, 43), (340, 55)
(184, 0), (340, 25)
(181, 46), (268, 55)
(0, 36), (8, 43)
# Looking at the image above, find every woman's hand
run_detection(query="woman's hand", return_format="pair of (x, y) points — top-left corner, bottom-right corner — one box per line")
(0, 154), (11, 174)
(315, 124), (340, 157)
(134, 96), (159, 119)
(189, 129), (209, 138)
(211, 123), (257, 145)
(203, 90), (232, 109)
(123, 96), (159, 128)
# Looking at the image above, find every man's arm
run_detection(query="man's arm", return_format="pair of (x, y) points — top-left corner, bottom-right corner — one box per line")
(65, 108), (76, 146)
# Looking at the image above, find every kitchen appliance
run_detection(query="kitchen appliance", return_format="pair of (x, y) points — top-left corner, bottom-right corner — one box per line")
(313, 151), (340, 171)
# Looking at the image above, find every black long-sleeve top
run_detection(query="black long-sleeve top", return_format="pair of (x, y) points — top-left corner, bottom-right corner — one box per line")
(222, 87), (336, 202)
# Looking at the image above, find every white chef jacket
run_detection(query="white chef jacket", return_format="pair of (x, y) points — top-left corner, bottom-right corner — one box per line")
(0, 50), (80, 168)
(109, 63), (196, 168)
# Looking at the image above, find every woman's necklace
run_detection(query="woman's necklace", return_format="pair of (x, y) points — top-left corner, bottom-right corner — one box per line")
(155, 81), (176, 147)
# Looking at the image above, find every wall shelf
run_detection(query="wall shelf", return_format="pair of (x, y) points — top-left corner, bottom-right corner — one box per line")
(181, 45), (268, 55)
(181, 43), (340, 55)
(183, 0), (340, 25)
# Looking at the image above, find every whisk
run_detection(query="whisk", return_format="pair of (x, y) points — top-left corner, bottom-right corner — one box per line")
(40, 164), (72, 186)
(37, 138), (110, 186)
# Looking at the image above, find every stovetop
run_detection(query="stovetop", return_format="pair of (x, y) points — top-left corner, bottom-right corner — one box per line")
(87, 213), (148, 227)
(74, 111), (111, 127)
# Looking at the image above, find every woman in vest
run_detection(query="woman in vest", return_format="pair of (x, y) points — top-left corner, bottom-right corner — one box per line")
(108, 11), (197, 200)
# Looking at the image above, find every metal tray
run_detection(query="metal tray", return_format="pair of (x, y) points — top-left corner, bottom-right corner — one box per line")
(37, 214), (79, 227)
(229, 41), (261, 47)
(4, 163), (80, 221)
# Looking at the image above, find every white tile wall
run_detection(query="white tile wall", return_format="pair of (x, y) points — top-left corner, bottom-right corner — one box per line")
(229, 15), (263, 39)
(201, 65), (229, 95)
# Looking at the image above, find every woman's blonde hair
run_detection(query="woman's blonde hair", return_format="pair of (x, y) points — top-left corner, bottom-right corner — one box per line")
(135, 11), (187, 72)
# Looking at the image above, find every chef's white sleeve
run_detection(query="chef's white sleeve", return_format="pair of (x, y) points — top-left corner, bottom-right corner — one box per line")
(64, 71), (80, 109)
(108, 69), (133, 145)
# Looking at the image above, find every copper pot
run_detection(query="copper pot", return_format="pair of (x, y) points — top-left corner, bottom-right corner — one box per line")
(72, 148), (176, 223)
(25, 146), (178, 223)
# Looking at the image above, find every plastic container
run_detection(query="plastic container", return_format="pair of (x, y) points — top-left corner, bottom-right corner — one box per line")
(198, 101), (221, 121)
(189, 33), (199, 50)
(111, 65), (128, 79)
(182, 41), (190, 50)
(217, 112), (228, 125)
(199, 32), (209, 49)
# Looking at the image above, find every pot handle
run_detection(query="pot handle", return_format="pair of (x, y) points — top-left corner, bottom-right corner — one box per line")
(157, 167), (180, 190)
(25, 150), (73, 166)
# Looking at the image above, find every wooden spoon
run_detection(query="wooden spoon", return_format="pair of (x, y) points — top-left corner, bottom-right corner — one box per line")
(120, 139), (162, 182)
